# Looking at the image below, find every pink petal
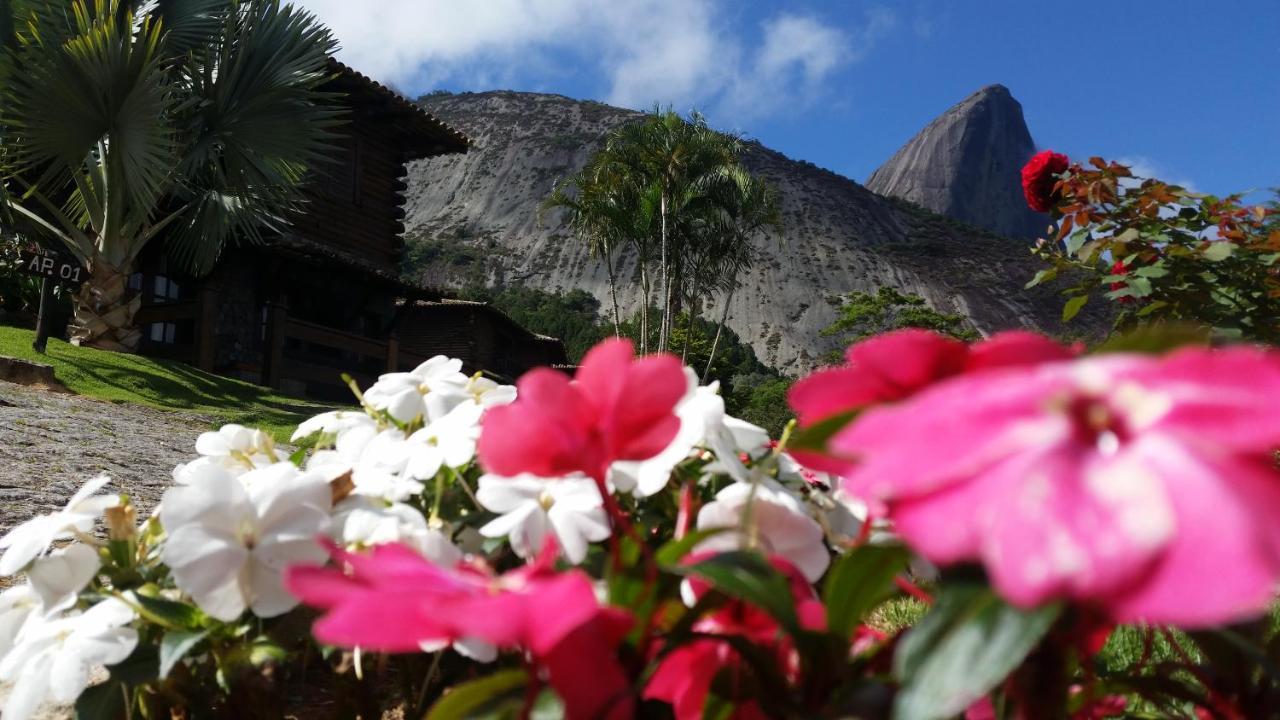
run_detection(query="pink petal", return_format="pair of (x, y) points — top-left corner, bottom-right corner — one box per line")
(610, 353), (686, 460)
(1131, 346), (1280, 454)
(966, 331), (1078, 371)
(1105, 440), (1280, 627)
(574, 338), (635, 415)
(538, 608), (635, 720)
(787, 366), (891, 426)
(835, 365), (1073, 500)
(844, 329), (968, 397)
(979, 444), (1171, 609)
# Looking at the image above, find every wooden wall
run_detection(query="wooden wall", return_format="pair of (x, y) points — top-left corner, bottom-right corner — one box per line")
(292, 111), (408, 272)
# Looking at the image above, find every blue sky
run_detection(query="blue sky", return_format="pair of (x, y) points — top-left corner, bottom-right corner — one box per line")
(297, 0), (1278, 199)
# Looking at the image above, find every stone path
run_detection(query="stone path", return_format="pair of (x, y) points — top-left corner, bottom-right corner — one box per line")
(0, 381), (215, 533)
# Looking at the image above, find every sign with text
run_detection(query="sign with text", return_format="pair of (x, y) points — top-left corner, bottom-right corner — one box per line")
(20, 245), (85, 287)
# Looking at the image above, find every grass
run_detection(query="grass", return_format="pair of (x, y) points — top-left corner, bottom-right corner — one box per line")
(0, 324), (335, 441)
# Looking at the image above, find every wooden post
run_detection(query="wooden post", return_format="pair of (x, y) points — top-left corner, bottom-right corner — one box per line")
(262, 301), (288, 389)
(194, 285), (218, 372)
(31, 277), (54, 354)
(386, 334), (399, 372)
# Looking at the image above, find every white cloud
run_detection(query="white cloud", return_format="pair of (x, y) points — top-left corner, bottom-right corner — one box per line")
(292, 1), (894, 121)
(1115, 156), (1199, 192)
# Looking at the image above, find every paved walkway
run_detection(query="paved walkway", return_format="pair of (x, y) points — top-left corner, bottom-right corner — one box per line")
(0, 381), (215, 533)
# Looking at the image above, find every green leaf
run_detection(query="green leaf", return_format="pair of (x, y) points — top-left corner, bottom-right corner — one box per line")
(1135, 300), (1169, 317)
(677, 551), (799, 631)
(130, 592), (206, 630)
(1024, 268), (1056, 289)
(789, 410), (858, 455)
(893, 585), (1060, 720)
(1093, 323), (1212, 354)
(1062, 294), (1089, 322)
(822, 545), (911, 639)
(1134, 264), (1170, 279)
(1064, 232), (1088, 256)
(656, 527), (728, 568)
(74, 680), (125, 720)
(1113, 227), (1141, 245)
(159, 630), (209, 679)
(425, 668), (529, 720)
(1202, 242), (1234, 261)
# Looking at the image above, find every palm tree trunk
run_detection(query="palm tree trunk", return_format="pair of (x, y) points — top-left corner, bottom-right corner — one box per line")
(638, 262), (650, 354)
(681, 275), (700, 363)
(603, 242), (622, 337)
(68, 252), (142, 352)
(702, 284), (735, 384)
(658, 192), (669, 352)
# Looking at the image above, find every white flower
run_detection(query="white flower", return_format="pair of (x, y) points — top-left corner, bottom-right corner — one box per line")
(363, 356), (470, 424)
(330, 497), (459, 564)
(305, 426), (422, 502)
(476, 475), (611, 564)
(291, 410), (377, 445)
(0, 598), (137, 720)
(696, 482), (830, 582)
(26, 544), (100, 612)
(403, 402), (484, 481)
(194, 424), (277, 473)
(609, 370), (771, 496)
(0, 476), (118, 576)
(0, 585), (42, 661)
(160, 462), (331, 621)
(461, 374), (516, 409)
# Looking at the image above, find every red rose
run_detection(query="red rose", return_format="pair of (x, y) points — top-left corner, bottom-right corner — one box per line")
(1021, 150), (1069, 212)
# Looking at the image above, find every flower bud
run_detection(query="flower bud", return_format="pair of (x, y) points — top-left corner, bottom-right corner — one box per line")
(105, 504), (137, 542)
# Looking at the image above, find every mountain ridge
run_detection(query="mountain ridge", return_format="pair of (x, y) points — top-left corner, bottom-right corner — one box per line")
(400, 89), (1074, 372)
(867, 84), (1048, 240)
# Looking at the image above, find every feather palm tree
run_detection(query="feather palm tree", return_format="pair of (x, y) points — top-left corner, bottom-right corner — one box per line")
(0, 0), (339, 351)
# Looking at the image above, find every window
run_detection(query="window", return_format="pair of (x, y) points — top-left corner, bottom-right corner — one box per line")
(149, 322), (177, 345)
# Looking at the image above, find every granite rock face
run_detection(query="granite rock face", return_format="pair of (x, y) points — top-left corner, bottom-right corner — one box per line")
(402, 90), (1073, 373)
(867, 84), (1049, 241)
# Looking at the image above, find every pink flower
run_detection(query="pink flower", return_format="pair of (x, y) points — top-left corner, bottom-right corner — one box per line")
(788, 330), (1077, 473)
(833, 345), (1280, 627)
(285, 541), (633, 719)
(644, 555), (824, 719)
(478, 338), (686, 481)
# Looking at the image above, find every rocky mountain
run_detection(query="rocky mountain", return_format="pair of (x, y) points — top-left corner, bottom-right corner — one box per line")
(867, 84), (1048, 240)
(401, 90), (1074, 373)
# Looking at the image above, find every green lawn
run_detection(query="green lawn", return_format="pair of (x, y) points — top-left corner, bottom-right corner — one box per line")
(0, 324), (337, 441)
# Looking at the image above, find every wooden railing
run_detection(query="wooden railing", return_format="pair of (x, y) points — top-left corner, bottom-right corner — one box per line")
(261, 302), (430, 392)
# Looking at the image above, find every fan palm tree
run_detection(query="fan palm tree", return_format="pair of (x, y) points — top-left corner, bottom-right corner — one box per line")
(0, 0), (339, 351)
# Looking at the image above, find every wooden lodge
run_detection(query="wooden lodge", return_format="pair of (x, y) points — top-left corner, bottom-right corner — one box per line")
(131, 60), (566, 400)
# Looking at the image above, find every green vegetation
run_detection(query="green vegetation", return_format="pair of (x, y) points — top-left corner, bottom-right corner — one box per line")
(822, 286), (979, 348)
(0, 325), (328, 441)
(0, 0), (339, 351)
(460, 286), (609, 362)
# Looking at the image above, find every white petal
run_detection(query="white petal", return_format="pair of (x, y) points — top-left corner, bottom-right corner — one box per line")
(27, 544), (100, 611)
(247, 466), (331, 527)
(476, 475), (543, 513)
(2, 652), (53, 720)
(0, 515), (65, 575)
(478, 504), (539, 539)
(65, 476), (113, 511)
(453, 637), (498, 663)
(246, 557), (298, 618)
(159, 469), (250, 533)
(163, 527), (249, 622)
